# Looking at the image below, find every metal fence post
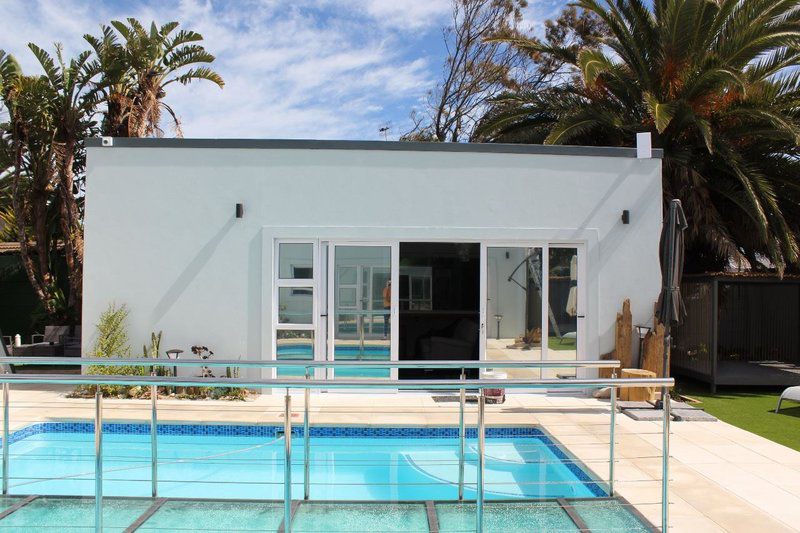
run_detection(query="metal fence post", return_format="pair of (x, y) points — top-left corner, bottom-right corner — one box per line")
(95, 389), (103, 533)
(662, 389), (670, 532)
(284, 390), (292, 533)
(304, 369), (310, 500)
(476, 394), (485, 533)
(150, 373), (158, 498)
(458, 367), (465, 501)
(609, 370), (616, 496)
(2, 381), (8, 495)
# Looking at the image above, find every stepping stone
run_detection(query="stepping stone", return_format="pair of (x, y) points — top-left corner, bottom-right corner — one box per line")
(617, 401), (652, 410)
(648, 399), (697, 410)
(672, 409), (717, 422)
(622, 409), (664, 421)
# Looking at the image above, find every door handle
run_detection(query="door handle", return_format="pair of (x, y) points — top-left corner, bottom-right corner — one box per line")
(577, 315), (585, 318)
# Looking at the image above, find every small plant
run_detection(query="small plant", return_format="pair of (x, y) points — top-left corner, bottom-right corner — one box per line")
(506, 328), (542, 350)
(522, 328), (542, 346)
(143, 331), (163, 359)
(93, 303), (131, 357)
(191, 345), (214, 378)
(75, 303), (146, 397)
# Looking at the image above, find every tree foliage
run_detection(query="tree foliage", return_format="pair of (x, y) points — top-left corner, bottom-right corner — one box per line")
(0, 19), (223, 325)
(85, 19), (224, 137)
(402, 0), (529, 142)
(477, 0), (800, 273)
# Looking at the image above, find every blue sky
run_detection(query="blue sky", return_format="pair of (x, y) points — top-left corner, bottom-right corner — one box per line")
(0, 0), (567, 139)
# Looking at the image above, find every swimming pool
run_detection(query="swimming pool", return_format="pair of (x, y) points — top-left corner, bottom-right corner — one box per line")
(4, 423), (603, 500)
(0, 423), (654, 531)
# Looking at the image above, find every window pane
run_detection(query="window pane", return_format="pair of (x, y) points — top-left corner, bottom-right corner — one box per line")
(333, 246), (391, 379)
(278, 286), (313, 324)
(278, 243), (313, 279)
(548, 247), (578, 377)
(486, 247), (543, 380)
(339, 287), (357, 308)
(338, 266), (357, 285)
(276, 330), (313, 377)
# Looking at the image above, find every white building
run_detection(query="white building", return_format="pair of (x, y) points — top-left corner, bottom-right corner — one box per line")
(82, 138), (662, 382)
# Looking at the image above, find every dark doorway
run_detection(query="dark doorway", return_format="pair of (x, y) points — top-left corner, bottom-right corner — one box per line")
(398, 242), (480, 379)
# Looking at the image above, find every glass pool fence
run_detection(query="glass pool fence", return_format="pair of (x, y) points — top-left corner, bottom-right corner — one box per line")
(0, 357), (673, 532)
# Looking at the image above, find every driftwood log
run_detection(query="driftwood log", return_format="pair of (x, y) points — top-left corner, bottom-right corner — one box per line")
(615, 299), (633, 368)
(620, 368), (657, 401)
(600, 299), (633, 379)
(641, 322), (669, 377)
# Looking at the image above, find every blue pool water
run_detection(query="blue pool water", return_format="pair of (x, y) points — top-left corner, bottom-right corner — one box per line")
(4, 424), (603, 501)
(277, 345), (391, 378)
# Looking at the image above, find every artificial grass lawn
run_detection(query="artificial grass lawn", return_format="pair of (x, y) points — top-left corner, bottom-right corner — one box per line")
(676, 380), (800, 452)
(548, 337), (576, 351)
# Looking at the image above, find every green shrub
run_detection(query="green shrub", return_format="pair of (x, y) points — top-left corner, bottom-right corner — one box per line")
(70, 307), (249, 401)
(75, 303), (146, 397)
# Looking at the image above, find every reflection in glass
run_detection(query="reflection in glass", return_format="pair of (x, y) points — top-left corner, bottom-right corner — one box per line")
(278, 243), (313, 279)
(486, 247), (543, 379)
(548, 247), (579, 377)
(278, 286), (313, 324)
(333, 246), (391, 379)
(276, 330), (313, 377)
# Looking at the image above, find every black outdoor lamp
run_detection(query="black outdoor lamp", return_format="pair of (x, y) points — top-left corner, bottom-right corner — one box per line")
(166, 349), (183, 378)
(635, 325), (651, 366)
(494, 314), (503, 340)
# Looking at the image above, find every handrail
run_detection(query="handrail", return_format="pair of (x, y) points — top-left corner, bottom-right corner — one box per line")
(1, 356), (621, 369)
(0, 363), (671, 532)
(0, 373), (672, 390)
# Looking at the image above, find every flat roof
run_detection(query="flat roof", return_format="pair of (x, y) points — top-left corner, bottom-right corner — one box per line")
(85, 137), (664, 159)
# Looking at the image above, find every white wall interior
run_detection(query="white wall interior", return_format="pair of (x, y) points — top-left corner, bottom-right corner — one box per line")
(82, 141), (663, 378)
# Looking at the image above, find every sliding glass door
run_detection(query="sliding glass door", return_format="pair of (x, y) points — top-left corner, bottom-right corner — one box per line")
(483, 244), (583, 379)
(327, 244), (397, 380)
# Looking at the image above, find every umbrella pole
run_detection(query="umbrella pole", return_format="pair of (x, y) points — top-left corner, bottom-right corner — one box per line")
(661, 202), (677, 381)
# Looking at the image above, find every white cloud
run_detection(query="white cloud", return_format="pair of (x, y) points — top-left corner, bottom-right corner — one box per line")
(0, 0), (452, 139)
(0, 0), (561, 140)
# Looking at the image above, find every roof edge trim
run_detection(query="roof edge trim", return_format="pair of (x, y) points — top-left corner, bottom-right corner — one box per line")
(85, 138), (664, 159)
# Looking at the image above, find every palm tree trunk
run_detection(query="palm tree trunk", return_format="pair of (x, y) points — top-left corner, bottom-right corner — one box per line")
(56, 137), (84, 317)
(11, 138), (55, 315)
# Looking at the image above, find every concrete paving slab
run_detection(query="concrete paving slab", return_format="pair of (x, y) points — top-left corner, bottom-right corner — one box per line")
(623, 409), (665, 421)
(672, 409), (717, 422)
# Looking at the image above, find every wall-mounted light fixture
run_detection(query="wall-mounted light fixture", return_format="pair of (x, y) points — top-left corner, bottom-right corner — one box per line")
(235, 203), (244, 219)
(621, 210), (630, 224)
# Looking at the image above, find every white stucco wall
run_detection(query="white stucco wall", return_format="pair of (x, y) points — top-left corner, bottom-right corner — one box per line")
(82, 141), (662, 374)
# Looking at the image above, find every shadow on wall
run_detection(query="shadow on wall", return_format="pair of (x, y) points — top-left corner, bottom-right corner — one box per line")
(246, 232), (262, 362)
(151, 218), (236, 324)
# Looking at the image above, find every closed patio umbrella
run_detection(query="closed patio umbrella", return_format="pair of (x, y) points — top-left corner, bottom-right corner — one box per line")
(655, 199), (688, 379)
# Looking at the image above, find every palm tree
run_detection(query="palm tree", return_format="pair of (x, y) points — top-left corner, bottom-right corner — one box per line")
(86, 19), (224, 137)
(26, 43), (99, 315)
(478, 0), (800, 273)
(0, 51), (63, 316)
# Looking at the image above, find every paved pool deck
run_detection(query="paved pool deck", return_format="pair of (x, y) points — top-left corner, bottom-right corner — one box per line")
(3, 385), (799, 532)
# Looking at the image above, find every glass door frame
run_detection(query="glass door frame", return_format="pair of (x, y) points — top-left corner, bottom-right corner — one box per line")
(479, 241), (587, 374)
(271, 238), (321, 381)
(326, 240), (400, 381)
